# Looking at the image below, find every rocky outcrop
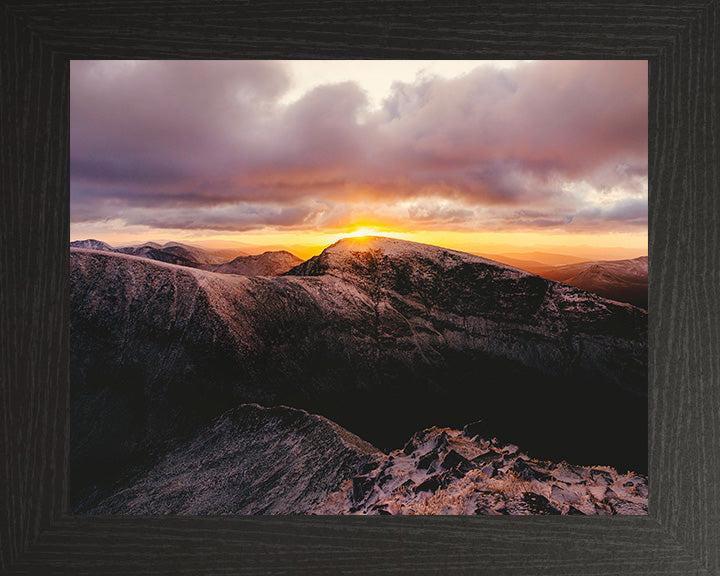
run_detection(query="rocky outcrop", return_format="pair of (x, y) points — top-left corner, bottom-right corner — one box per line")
(315, 425), (647, 515)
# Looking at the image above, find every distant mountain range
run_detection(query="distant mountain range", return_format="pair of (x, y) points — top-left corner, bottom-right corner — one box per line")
(210, 251), (304, 276)
(70, 236), (647, 514)
(69, 238), (115, 251)
(532, 257), (648, 309)
(476, 252), (648, 309)
(477, 251), (590, 269)
(70, 239), (302, 276)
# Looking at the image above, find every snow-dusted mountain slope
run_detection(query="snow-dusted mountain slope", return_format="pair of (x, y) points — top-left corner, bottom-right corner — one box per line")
(158, 242), (231, 266)
(210, 250), (303, 276)
(525, 256), (647, 309)
(76, 403), (646, 516)
(70, 239), (115, 251)
(291, 236), (526, 277)
(70, 238), (647, 508)
(75, 404), (380, 514)
(317, 423), (647, 515)
(113, 241), (230, 268)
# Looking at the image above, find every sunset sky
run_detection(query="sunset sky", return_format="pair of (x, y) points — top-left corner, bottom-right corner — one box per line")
(70, 60), (648, 260)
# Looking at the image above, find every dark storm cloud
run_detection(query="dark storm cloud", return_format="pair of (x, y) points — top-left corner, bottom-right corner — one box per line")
(71, 60), (647, 231)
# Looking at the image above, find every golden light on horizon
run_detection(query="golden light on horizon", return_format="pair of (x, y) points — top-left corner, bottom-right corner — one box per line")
(333, 227), (406, 242)
(71, 61), (647, 265)
(70, 219), (648, 262)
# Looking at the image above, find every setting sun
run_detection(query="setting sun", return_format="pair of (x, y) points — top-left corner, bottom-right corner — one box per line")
(333, 227), (406, 241)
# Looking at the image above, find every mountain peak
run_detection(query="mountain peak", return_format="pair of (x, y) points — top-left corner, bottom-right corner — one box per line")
(70, 239), (114, 251)
(212, 250), (303, 276)
(290, 236), (526, 278)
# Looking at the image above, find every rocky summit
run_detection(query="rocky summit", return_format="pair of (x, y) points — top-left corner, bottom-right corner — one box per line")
(316, 423), (647, 515)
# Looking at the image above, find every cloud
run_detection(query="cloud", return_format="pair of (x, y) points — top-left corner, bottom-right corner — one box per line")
(71, 60), (647, 233)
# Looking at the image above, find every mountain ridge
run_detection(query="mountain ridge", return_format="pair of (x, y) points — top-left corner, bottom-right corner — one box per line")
(75, 403), (646, 515)
(70, 237), (647, 510)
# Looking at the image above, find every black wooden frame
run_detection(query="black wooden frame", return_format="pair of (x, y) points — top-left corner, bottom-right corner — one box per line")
(1, 2), (718, 574)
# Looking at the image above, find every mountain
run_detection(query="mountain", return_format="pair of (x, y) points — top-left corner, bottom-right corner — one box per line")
(478, 251), (590, 269)
(114, 244), (202, 268)
(534, 257), (648, 309)
(159, 242), (231, 266)
(210, 251), (304, 276)
(70, 239), (115, 251)
(317, 422), (647, 515)
(112, 241), (237, 269)
(76, 403), (646, 515)
(75, 404), (380, 514)
(133, 241), (162, 249)
(195, 247), (250, 261)
(475, 254), (548, 272)
(70, 237), (647, 509)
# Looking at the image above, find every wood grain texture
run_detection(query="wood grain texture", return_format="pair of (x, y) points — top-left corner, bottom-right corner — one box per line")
(1, 1), (718, 574)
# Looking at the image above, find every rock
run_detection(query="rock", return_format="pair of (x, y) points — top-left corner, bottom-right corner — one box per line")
(462, 420), (492, 440)
(604, 488), (619, 499)
(523, 492), (561, 515)
(590, 469), (613, 485)
(360, 460), (380, 475)
(353, 475), (375, 503)
(635, 484), (648, 498)
(481, 463), (497, 477)
(588, 486), (608, 500)
(377, 473), (393, 487)
(418, 449), (438, 470)
(474, 505), (504, 515)
(435, 431), (449, 451)
(608, 499), (647, 515)
(402, 438), (416, 455)
(500, 501), (531, 515)
(553, 465), (585, 484)
(399, 479), (415, 491)
(567, 506), (586, 515)
(414, 475), (442, 494)
(471, 451), (503, 467)
(441, 449), (473, 474)
(513, 459), (550, 481)
(551, 484), (580, 504)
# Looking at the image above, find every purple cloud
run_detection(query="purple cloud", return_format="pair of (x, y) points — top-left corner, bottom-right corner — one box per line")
(71, 60), (647, 232)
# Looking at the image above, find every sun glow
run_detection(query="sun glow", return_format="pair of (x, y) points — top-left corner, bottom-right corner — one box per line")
(335, 227), (382, 240)
(333, 227), (408, 242)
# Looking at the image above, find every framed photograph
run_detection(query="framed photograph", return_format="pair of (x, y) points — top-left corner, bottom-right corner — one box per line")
(2, 1), (718, 574)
